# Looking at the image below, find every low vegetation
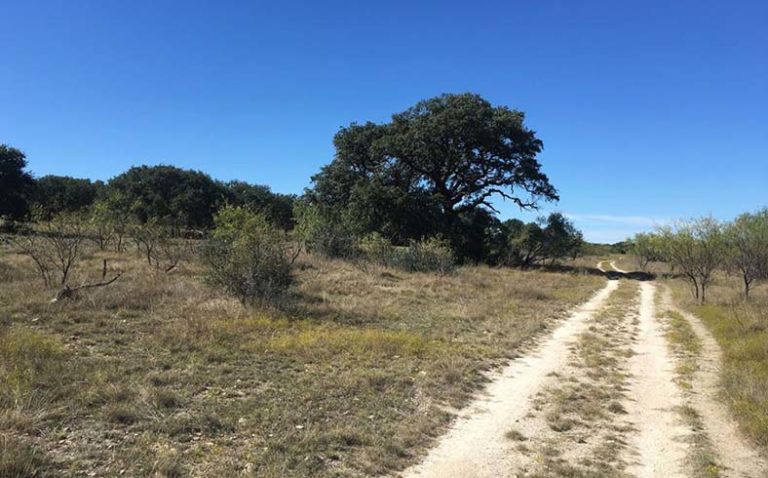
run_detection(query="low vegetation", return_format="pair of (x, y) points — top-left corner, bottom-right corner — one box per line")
(661, 309), (720, 477)
(202, 206), (293, 306)
(670, 277), (768, 452)
(0, 238), (604, 476)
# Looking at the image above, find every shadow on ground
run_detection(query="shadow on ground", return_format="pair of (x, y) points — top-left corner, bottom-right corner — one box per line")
(533, 264), (656, 282)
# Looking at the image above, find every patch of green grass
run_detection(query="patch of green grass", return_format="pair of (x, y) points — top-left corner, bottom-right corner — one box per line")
(675, 405), (720, 478)
(661, 303), (721, 477)
(664, 310), (702, 389)
(692, 301), (768, 450)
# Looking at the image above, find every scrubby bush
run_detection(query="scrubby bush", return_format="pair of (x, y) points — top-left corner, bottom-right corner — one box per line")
(392, 237), (455, 274)
(203, 206), (292, 306)
(359, 232), (395, 266)
(293, 201), (358, 259)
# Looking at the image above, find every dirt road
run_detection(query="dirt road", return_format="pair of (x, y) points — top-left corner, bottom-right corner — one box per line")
(400, 266), (768, 478)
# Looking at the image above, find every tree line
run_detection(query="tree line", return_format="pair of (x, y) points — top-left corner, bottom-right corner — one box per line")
(629, 209), (768, 302)
(2, 93), (588, 304)
(0, 144), (295, 232)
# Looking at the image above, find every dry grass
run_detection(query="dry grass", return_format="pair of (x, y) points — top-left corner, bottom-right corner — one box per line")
(661, 308), (719, 477)
(0, 243), (605, 477)
(670, 274), (768, 454)
(663, 310), (702, 390)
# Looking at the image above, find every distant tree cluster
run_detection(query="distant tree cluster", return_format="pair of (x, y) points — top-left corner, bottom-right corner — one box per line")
(629, 209), (768, 302)
(0, 148), (295, 233)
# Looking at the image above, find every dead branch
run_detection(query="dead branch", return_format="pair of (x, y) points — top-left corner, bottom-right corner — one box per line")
(52, 272), (124, 302)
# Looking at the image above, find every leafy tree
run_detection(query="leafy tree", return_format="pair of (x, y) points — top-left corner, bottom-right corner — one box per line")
(725, 209), (768, 298)
(0, 144), (35, 220)
(450, 208), (503, 263)
(504, 220), (546, 267)
(308, 93), (558, 260)
(310, 122), (441, 244)
(382, 93), (558, 222)
(540, 213), (584, 263)
(502, 213), (583, 267)
(629, 233), (664, 271)
(224, 181), (296, 231)
(32, 175), (102, 218)
(107, 165), (226, 229)
(657, 218), (725, 303)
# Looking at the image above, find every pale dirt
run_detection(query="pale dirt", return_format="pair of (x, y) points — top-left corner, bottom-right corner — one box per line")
(610, 260), (627, 273)
(662, 289), (768, 478)
(399, 279), (620, 478)
(624, 281), (691, 477)
(401, 269), (766, 478)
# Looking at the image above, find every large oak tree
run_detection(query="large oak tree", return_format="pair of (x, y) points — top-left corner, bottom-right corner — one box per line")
(310, 93), (558, 250)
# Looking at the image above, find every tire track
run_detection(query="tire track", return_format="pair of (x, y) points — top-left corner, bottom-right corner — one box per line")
(400, 279), (619, 478)
(624, 281), (692, 477)
(663, 289), (768, 478)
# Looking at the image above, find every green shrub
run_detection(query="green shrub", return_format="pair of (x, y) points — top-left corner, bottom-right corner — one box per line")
(203, 206), (292, 306)
(359, 232), (395, 266)
(293, 201), (358, 259)
(393, 237), (455, 274)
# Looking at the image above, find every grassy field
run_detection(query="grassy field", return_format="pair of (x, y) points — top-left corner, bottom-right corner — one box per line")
(0, 244), (605, 477)
(669, 275), (768, 453)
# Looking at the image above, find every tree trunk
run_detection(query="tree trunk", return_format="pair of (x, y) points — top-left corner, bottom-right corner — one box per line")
(744, 274), (751, 300)
(690, 276), (699, 301)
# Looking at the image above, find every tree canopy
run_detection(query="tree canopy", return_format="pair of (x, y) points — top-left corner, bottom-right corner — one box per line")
(106, 165), (226, 229)
(0, 144), (35, 220)
(308, 93), (559, 260)
(224, 181), (296, 231)
(32, 175), (103, 218)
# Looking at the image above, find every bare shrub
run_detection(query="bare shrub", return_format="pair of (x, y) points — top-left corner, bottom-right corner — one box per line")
(132, 222), (187, 272)
(6, 213), (87, 287)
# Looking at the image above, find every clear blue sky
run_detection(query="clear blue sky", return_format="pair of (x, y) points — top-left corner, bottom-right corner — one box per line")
(3, 1), (766, 242)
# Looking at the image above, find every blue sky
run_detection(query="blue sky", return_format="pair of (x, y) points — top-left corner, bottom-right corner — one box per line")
(2, 0), (766, 243)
